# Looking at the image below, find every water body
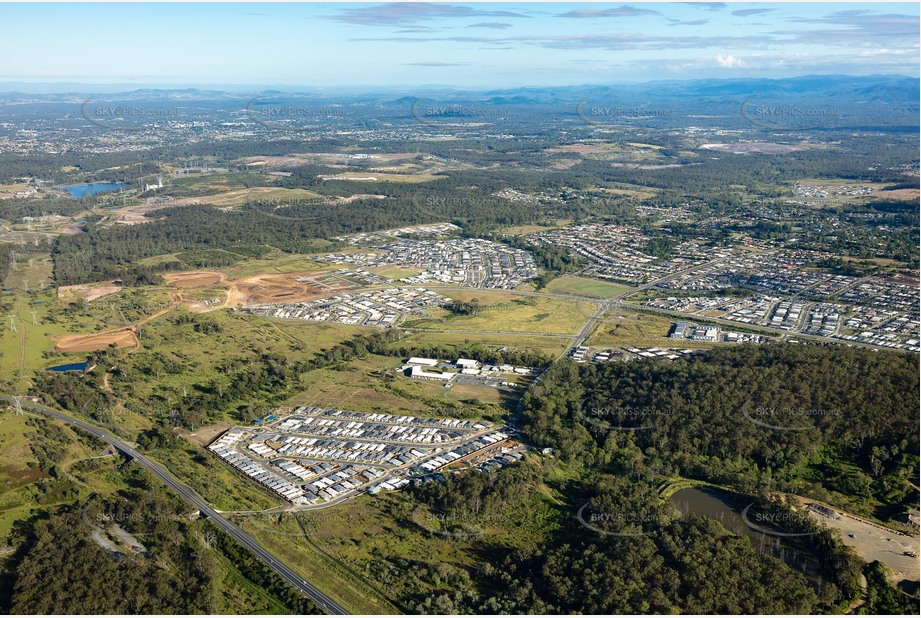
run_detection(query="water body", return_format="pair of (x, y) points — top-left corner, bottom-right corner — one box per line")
(671, 487), (758, 539)
(61, 183), (126, 198)
(671, 486), (816, 575)
(46, 361), (88, 372)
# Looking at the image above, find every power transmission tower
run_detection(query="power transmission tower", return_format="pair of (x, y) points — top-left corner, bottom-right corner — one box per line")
(8, 314), (16, 332)
(11, 395), (23, 416)
(30, 310), (38, 325)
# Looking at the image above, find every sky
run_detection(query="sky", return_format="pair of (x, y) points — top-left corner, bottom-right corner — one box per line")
(0, 2), (917, 89)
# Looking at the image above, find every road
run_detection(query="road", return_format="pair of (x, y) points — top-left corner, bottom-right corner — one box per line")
(560, 255), (737, 358)
(0, 395), (349, 616)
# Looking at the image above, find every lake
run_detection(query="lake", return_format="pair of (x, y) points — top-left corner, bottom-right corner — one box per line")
(61, 183), (126, 198)
(671, 487), (754, 539)
(670, 486), (816, 575)
(46, 361), (89, 372)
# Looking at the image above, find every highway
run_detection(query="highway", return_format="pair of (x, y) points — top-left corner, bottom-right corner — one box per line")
(0, 395), (350, 616)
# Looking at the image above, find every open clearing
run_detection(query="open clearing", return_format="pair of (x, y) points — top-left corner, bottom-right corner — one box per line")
(545, 276), (634, 298)
(200, 187), (324, 207)
(57, 283), (123, 303)
(317, 171), (437, 183)
(585, 309), (682, 348)
(799, 498), (920, 587)
(162, 271), (226, 288)
(879, 188), (920, 201)
(53, 328), (139, 353)
(162, 268), (356, 308)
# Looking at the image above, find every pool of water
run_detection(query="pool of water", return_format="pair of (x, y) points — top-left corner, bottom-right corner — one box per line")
(61, 183), (126, 198)
(46, 361), (89, 372)
(670, 486), (818, 576)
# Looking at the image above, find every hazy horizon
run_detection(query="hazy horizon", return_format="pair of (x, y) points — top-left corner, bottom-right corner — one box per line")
(0, 2), (917, 90)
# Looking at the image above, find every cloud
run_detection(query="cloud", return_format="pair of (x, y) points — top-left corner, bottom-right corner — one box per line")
(667, 19), (709, 27)
(775, 11), (919, 46)
(466, 22), (513, 30)
(558, 5), (660, 19)
(716, 52), (745, 68)
(732, 9), (773, 17)
(352, 32), (774, 52)
(402, 62), (471, 67)
(330, 2), (529, 26)
(682, 2), (727, 11)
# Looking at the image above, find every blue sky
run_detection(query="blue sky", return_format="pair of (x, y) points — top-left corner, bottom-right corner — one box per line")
(0, 2), (917, 88)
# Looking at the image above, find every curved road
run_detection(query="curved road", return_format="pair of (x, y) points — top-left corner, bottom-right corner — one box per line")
(0, 395), (349, 616)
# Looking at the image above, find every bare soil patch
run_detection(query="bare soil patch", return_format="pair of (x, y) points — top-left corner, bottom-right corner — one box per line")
(54, 328), (139, 353)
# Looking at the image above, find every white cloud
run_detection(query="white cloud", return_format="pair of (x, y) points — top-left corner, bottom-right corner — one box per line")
(715, 52), (745, 68)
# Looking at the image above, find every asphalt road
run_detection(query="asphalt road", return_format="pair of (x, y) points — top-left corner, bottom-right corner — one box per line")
(0, 395), (350, 616)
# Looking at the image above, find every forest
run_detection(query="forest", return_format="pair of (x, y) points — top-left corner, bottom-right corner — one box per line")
(522, 345), (919, 522)
(397, 343), (919, 614)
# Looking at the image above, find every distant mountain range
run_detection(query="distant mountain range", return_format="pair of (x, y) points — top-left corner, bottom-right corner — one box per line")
(0, 74), (917, 107)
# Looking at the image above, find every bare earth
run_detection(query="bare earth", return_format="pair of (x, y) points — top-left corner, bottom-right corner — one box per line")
(163, 269), (337, 308)
(57, 284), (122, 303)
(54, 328), (139, 353)
(800, 499), (920, 586)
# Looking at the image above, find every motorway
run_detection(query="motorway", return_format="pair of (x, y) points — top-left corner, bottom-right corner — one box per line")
(0, 395), (350, 616)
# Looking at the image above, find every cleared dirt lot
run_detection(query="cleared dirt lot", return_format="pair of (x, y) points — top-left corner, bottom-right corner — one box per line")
(164, 269), (342, 308)
(802, 501), (920, 586)
(163, 271), (226, 288)
(54, 328), (139, 353)
(57, 284), (122, 303)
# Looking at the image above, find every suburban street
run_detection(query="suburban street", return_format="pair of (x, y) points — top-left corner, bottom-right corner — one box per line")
(0, 394), (350, 616)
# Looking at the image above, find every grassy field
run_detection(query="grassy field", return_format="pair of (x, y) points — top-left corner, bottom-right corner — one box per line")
(367, 266), (425, 280)
(544, 276), (634, 298)
(236, 480), (563, 614)
(408, 291), (593, 335)
(584, 308), (680, 348)
(0, 293), (113, 389)
(0, 410), (128, 537)
(223, 251), (339, 277)
(285, 354), (506, 419)
(497, 221), (572, 235)
(0, 183), (31, 198)
(203, 187), (324, 207)
(396, 329), (571, 358)
(320, 171), (437, 183)
(150, 440), (281, 512)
